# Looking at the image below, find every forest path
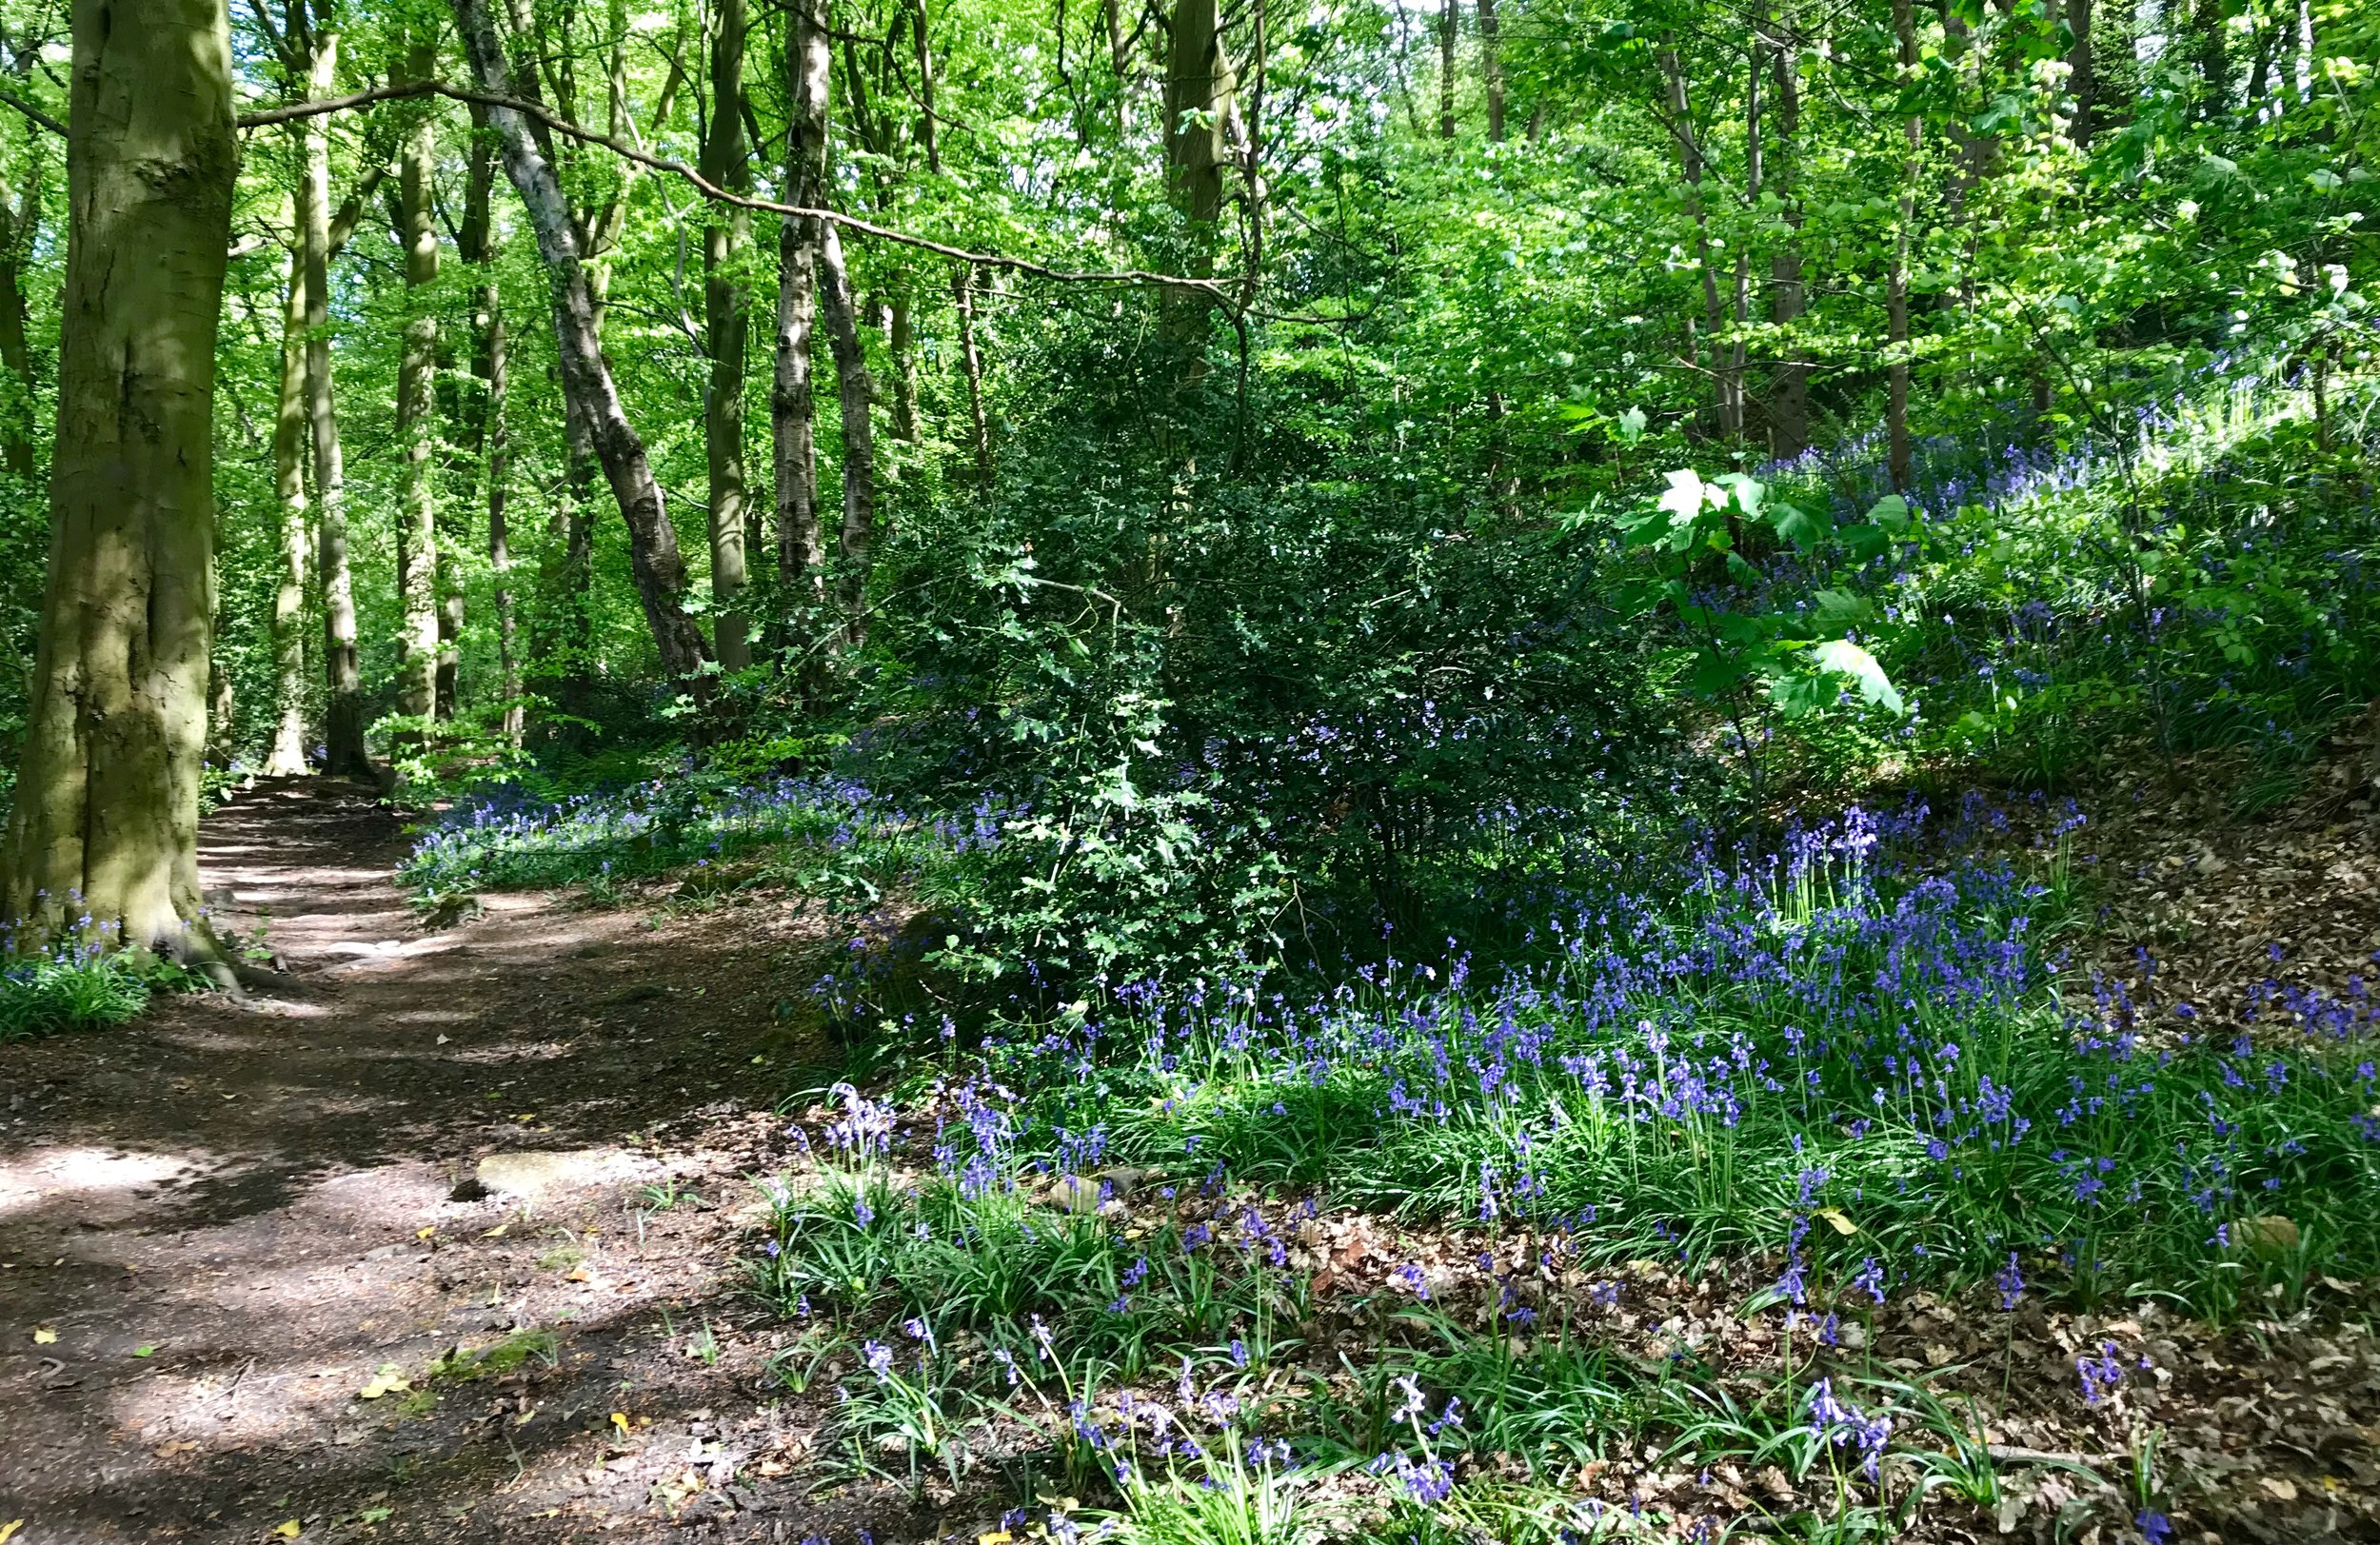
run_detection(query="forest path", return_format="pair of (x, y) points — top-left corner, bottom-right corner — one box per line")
(0, 779), (839, 1545)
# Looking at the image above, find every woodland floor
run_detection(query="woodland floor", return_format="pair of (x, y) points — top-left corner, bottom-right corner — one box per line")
(3, 765), (2380, 1544)
(0, 780), (855, 1545)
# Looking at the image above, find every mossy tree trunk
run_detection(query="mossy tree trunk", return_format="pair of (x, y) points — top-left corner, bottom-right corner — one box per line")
(0, 0), (235, 959)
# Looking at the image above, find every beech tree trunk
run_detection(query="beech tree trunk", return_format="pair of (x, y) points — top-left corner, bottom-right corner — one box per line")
(0, 152), (39, 479)
(774, 0), (828, 600)
(1658, 40), (1735, 441)
(952, 265), (994, 493)
(265, 244), (311, 775)
(702, 0), (752, 671)
(1437, 0), (1456, 138)
(393, 39), (441, 741)
(456, 0), (712, 694)
(460, 119), (521, 744)
(302, 32), (367, 776)
(819, 220), (876, 646)
(2066, 0), (2096, 146)
(1477, 0), (1503, 142)
(1160, 0), (1233, 378)
(1, 0), (235, 959)
(1888, 0), (1918, 489)
(1767, 36), (1809, 458)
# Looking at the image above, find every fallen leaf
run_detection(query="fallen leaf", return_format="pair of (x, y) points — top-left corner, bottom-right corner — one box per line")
(153, 1440), (199, 1458)
(355, 1508), (393, 1524)
(0, 1520), (22, 1545)
(611, 1411), (630, 1437)
(132, 1345), (155, 1357)
(480, 1224), (507, 1239)
(566, 1265), (592, 1282)
(274, 1522), (302, 1538)
(359, 1364), (411, 1400)
(2262, 1476), (2298, 1502)
(31, 1328), (55, 1345)
(415, 1226), (436, 1239)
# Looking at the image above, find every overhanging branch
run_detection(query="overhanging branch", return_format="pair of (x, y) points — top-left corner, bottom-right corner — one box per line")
(236, 78), (1240, 307)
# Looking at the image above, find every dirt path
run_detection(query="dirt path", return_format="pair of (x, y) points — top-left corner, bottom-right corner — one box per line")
(0, 780), (844, 1545)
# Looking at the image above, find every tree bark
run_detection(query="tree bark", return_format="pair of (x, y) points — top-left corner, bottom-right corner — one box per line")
(459, 116), (521, 744)
(1161, 0), (1233, 378)
(1477, 0), (1503, 142)
(1, 0), (235, 959)
(2066, 0), (2095, 146)
(702, 0), (752, 671)
(952, 264), (993, 493)
(455, 0), (712, 694)
(0, 150), (40, 479)
(1657, 40), (1734, 441)
(1888, 0), (1919, 490)
(820, 222), (876, 647)
(1437, 0), (1456, 138)
(301, 31), (367, 777)
(393, 38), (441, 742)
(1767, 36), (1809, 458)
(265, 243), (311, 775)
(774, 0), (828, 600)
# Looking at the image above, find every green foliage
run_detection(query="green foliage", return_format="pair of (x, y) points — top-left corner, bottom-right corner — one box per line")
(0, 924), (202, 1041)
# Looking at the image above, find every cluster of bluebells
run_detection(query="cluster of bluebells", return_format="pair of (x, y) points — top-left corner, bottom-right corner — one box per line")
(902, 790), (2380, 1297)
(404, 768), (960, 893)
(1805, 1379), (1894, 1482)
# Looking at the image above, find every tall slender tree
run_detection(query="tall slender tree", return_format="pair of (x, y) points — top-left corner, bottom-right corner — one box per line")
(455, 0), (712, 692)
(774, 0), (828, 600)
(392, 32), (441, 742)
(701, 0), (753, 670)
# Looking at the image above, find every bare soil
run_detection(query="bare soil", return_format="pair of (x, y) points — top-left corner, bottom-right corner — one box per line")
(0, 779), (873, 1544)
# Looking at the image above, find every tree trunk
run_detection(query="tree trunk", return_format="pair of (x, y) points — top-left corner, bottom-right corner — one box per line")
(1888, 0), (1917, 490)
(1102, 0), (1127, 138)
(265, 245), (311, 775)
(301, 32), (367, 777)
(2066, 0), (2095, 146)
(460, 122), (521, 746)
(1767, 36), (1809, 458)
(2193, 0), (2226, 111)
(456, 0), (712, 694)
(887, 287), (920, 446)
(702, 0), (752, 672)
(1477, 0), (1503, 142)
(393, 40), (441, 743)
(1734, 41), (1758, 446)
(820, 222), (876, 647)
(1657, 40), (1734, 441)
(0, 154), (40, 479)
(775, 0), (828, 601)
(1437, 0), (1456, 138)
(952, 264), (994, 494)
(1161, 0), (1233, 378)
(1, 0), (235, 959)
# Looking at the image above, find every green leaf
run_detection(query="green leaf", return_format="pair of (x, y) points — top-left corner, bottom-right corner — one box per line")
(1808, 639), (1906, 715)
(1865, 494), (1912, 532)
